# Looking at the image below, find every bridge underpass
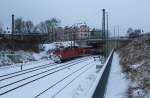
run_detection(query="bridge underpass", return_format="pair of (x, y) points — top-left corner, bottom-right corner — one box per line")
(76, 38), (131, 55)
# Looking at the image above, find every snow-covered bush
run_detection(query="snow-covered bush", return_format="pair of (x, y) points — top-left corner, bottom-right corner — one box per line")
(118, 34), (150, 98)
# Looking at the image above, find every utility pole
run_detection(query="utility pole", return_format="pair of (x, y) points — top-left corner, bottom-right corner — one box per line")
(73, 26), (76, 47)
(102, 9), (106, 57)
(102, 9), (106, 40)
(106, 12), (109, 56)
(71, 27), (73, 48)
(52, 26), (55, 42)
(114, 26), (116, 48)
(117, 26), (120, 48)
(12, 14), (15, 51)
(12, 14), (15, 37)
(52, 26), (56, 42)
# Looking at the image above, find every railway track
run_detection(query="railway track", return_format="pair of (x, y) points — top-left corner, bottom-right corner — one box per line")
(0, 63), (55, 81)
(0, 56), (93, 96)
(0, 62), (55, 78)
(35, 61), (95, 98)
(0, 56), (89, 80)
(52, 65), (95, 98)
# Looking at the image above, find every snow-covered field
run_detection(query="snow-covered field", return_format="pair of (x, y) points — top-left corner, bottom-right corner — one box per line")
(0, 56), (102, 98)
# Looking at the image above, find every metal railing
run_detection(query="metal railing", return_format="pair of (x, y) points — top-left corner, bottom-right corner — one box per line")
(86, 49), (115, 98)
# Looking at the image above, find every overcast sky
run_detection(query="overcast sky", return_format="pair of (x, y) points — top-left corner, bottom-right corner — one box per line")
(0, 0), (149, 36)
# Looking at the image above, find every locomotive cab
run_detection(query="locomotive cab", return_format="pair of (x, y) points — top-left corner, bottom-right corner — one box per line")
(51, 43), (94, 63)
(50, 53), (61, 63)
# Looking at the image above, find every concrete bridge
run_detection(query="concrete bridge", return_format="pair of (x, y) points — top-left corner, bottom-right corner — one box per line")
(76, 38), (131, 48)
(76, 38), (131, 55)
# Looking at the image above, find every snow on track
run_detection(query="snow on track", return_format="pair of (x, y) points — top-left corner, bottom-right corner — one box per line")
(0, 56), (101, 98)
(0, 57), (88, 84)
(0, 59), (54, 76)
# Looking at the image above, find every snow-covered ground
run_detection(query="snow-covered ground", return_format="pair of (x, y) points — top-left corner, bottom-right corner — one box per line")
(0, 41), (105, 98)
(53, 57), (101, 98)
(0, 41), (79, 67)
(0, 59), (54, 76)
(0, 55), (102, 98)
(105, 52), (128, 98)
(43, 41), (79, 51)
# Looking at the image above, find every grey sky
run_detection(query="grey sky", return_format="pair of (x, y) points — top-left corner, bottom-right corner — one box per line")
(0, 0), (149, 36)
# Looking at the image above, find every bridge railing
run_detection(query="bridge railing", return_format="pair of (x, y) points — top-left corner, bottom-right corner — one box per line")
(86, 49), (115, 98)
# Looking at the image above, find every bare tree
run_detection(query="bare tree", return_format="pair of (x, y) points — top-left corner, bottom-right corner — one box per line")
(15, 18), (35, 34)
(50, 18), (60, 28)
(36, 22), (48, 33)
(24, 21), (34, 33)
(37, 20), (52, 33)
(33, 18), (60, 41)
(15, 18), (24, 33)
(127, 28), (134, 35)
(41, 18), (60, 33)
(45, 20), (52, 33)
(127, 28), (142, 39)
(50, 18), (60, 41)
(33, 25), (39, 33)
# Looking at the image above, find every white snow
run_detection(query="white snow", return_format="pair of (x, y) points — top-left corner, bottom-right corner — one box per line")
(32, 52), (48, 60)
(0, 41), (105, 98)
(132, 88), (145, 97)
(0, 56), (102, 98)
(0, 59), (54, 76)
(53, 58), (101, 98)
(43, 41), (79, 51)
(43, 43), (57, 51)
(85, 50), (114, 98)
(0, 41), (79, 67)
(129, 64), (142, 69)
(105, 52), (129, 98)
(62, 41), (79, 48)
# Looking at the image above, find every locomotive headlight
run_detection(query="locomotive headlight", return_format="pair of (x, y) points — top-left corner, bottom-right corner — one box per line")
(58, 54), (62, 58)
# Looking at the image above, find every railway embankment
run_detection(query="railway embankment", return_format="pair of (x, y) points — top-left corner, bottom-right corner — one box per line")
(118, 34), (150, 98)
(0, 41), (76, 67)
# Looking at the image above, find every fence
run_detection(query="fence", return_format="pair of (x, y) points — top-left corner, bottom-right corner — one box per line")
(86, 49), (115, 98)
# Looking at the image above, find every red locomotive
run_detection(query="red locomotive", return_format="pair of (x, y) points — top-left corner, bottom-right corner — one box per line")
(50, 46), (94, 63)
